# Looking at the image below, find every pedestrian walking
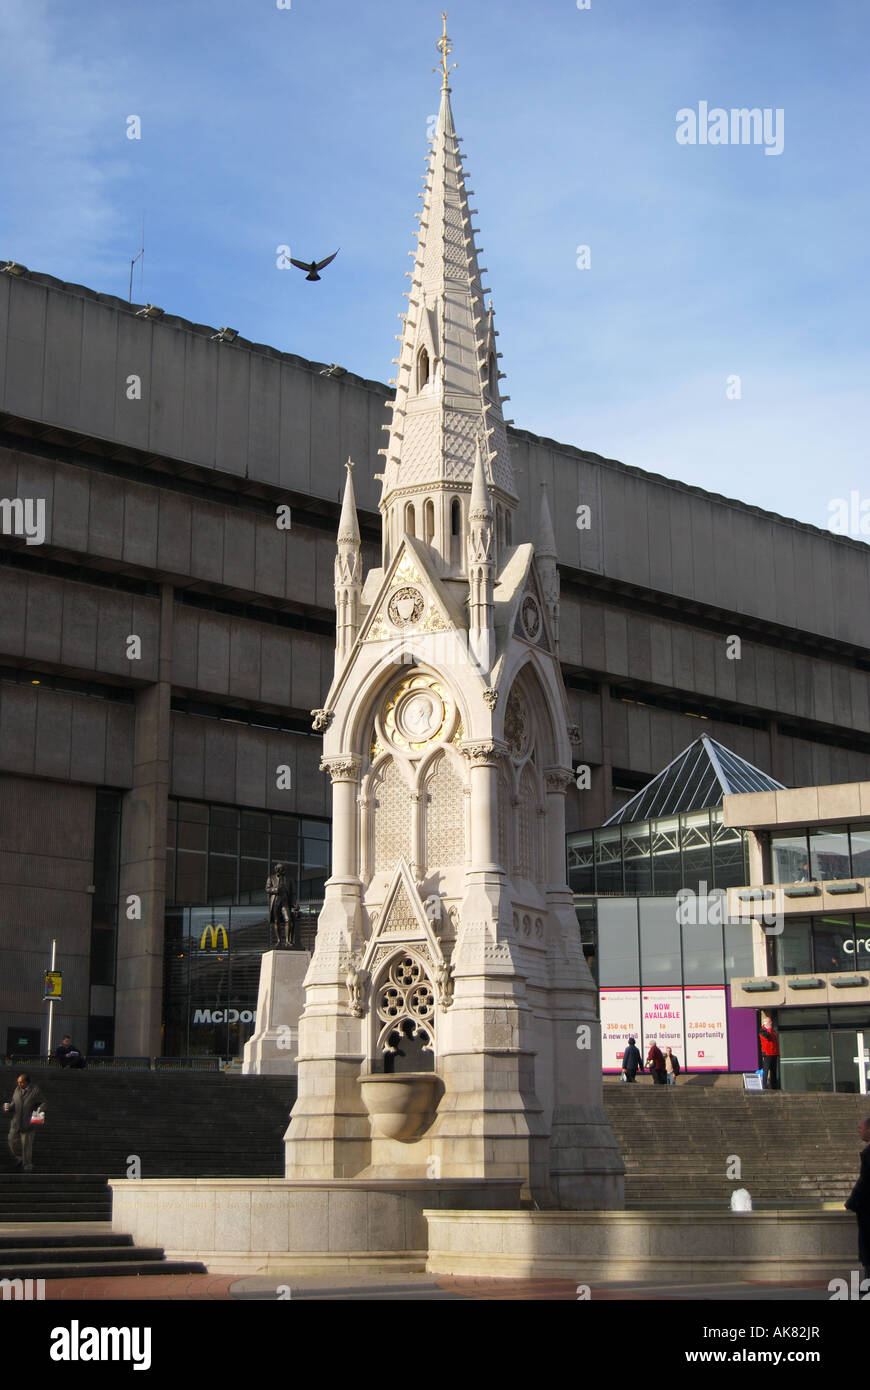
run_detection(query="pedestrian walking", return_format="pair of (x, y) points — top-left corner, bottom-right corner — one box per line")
(621, 1036), (642, 1083)
(844, 1116), (870, 1279)
(665, 1046), (681, 1085)
(646, 1043), (667, 1084)
(4, 1073), (47, 1172)
(759, 1014), (780, 1090)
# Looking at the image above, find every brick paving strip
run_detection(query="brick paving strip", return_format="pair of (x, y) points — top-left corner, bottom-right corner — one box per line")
(36, 1273), (835, 1301)
(42, 1275), (240, 1300)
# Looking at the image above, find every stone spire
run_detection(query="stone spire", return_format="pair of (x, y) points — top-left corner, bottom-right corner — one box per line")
(334, 457), (361, 663)
(467, 438), (495, 672)
(536, 481), (560, 652)
(378, 21), (516, 576)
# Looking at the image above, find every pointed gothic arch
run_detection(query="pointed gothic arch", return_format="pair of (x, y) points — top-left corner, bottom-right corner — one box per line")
(417, 346), (431, 391)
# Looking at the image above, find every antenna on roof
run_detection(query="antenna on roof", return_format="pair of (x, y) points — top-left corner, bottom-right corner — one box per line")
(128, 213), (145, 302)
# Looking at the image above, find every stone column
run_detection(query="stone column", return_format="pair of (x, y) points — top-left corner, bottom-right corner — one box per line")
(327, 757), (361, 881)
(543, 765), (625, 1210)
(462, 741), (503, 873)
(285, 754), (369, 1179)
(115, 583), (173, 1056)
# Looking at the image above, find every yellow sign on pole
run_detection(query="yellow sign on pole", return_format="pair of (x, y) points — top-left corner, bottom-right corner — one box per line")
(44, 970), (62, 999)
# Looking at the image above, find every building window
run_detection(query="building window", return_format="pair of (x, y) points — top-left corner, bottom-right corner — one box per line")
(404, 502), (416, 538)
(424, 498), (435, 545)
(810, 826), (851, 880)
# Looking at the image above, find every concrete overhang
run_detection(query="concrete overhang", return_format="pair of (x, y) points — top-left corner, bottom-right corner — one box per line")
(723, 781), (870, 830)
(731, 972), (870, 1010)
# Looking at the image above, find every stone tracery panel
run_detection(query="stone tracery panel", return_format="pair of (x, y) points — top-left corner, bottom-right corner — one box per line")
(424, 753), (465, 869)
(373, 758), (410, 871)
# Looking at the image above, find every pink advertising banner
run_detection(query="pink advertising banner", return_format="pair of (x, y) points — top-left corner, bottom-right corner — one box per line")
(599, 987), (642, 1072)
(640, 987), (685, 1057)
(684, 986), (728, 1070)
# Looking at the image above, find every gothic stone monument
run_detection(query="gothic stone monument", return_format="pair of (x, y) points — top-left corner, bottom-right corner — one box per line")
(284, 29), (623, 1210)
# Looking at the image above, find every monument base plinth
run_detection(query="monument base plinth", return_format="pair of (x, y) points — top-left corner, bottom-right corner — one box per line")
(243, 949), (310, 1076)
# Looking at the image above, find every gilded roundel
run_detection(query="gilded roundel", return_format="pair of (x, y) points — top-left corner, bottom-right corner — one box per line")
(387, 587), (425, 628)
(521, 594), (542, 642)
(381, 674), (456, 753)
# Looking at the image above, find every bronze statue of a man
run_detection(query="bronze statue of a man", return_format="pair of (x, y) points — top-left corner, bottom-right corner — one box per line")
(266, 863), (296, 947)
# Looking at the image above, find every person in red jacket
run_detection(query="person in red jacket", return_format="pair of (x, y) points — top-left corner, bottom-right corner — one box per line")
(759, 1014), (780, 1090)
(646, 1043), (667, 1085)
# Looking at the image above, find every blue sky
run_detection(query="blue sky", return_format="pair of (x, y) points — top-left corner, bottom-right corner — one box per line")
(1, 0), (867, 535)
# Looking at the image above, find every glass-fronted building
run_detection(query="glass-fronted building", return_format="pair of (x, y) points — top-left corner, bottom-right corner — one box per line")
(568, 736), (785, 1074)
(725, 782), (870, 1093)
(162, 799), (330, 1057)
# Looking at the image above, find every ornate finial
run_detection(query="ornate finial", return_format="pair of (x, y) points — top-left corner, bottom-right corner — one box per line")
(434, 11), (457, 91)
(345, 455), (355, 473)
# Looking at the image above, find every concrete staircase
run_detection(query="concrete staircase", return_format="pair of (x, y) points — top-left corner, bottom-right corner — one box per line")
(603, 1084), (869, 1208)
(0, 1229), (206, 1280)
(0, 1066), (295, 1183)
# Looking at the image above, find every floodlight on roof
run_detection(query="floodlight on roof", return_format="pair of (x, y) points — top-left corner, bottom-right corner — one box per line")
(1, 262), (28, 276)
(135, 303), (164, 319)
(210, 326), (238, 343)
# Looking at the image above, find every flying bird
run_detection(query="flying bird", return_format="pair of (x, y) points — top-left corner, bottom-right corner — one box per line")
(290, 250), (339, 281)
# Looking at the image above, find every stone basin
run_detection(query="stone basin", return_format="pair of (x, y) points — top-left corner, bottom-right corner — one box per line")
(358, 1072), (441, 1142)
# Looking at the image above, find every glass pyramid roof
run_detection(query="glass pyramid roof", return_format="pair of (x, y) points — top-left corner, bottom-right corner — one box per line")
(603, 735), (785, 826)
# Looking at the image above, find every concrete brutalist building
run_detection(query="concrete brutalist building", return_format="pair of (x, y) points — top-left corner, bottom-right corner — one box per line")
(1, 261), (869, 1060)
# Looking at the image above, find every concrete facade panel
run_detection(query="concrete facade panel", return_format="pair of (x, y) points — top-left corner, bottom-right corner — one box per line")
(13, 454), (54, 545)
(214, 350), (250, 479)
(189, 501), (225, 585)
(603, 610), (629, 681)
(148, 320), (187, 460)
(0, 571), (27, 656)
(666, 491), (695, 601)
(79, 300), (120, 440)
(60, 582), (100, 671)
(648, 621), (675, 689)
(24, 578), (63, 664)
(259, 628), (295, 708)
(122, 482), (159, 570)
(69, 698), (109, 784)
(50, 460), (92, 553)
(288, 635), (322, 712)
(252, 517), (287, 600)
(228, 623), (261, 702)
(309, 377), (341, 495)
(195, 615), (231, 696)
(221, 510), (256, 593)
(4, 280), (46, 421)
(202, 721), (241, 802)
(284, 527), (318, 607)
(33, 691), (72, 779)
(43, 290), (83, 426)
(156, 490), (193, 577)
(181, 333), (218, 467)
(625, 614), (652, 686)
(105, 704), (135, 786)
(87, 473), (126, 561)
(171, 608), (198, 688)
(169, 717), (206, 798)
(115, 314), (152, 451)
(0, 686), (37, 775)
(247, 353), (281, 486)
(278, 364), (312, 494)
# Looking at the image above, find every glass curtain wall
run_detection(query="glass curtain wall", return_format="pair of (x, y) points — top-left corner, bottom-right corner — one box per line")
(163, 799), (330, 1056)
(567, 810), (747, 897)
